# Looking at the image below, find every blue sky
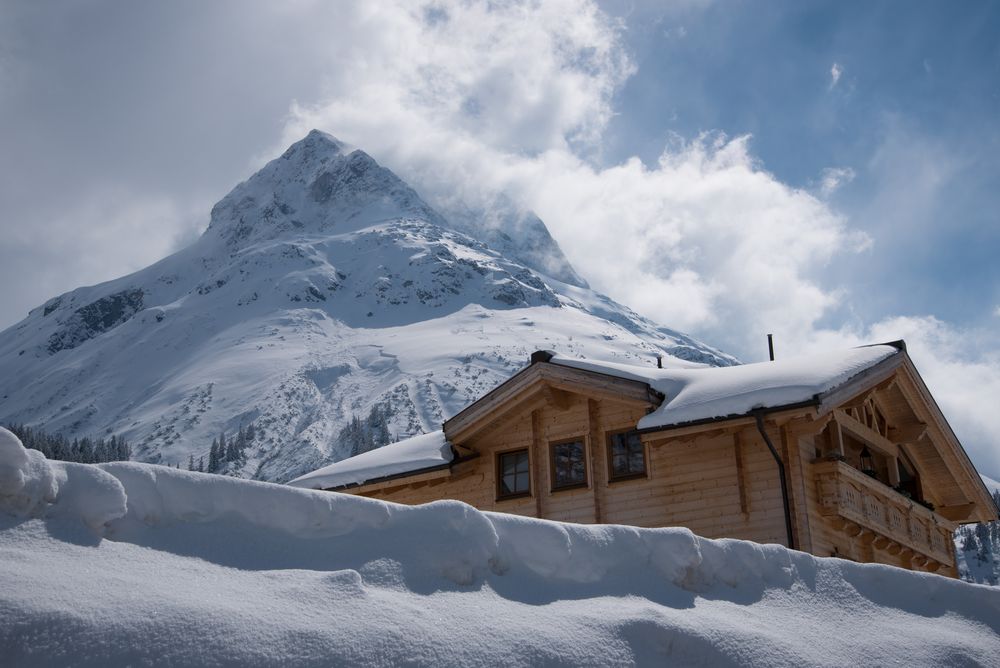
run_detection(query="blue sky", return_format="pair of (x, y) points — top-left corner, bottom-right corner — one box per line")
(1, 0), (998, 476)
(602, 0), (1000, 329)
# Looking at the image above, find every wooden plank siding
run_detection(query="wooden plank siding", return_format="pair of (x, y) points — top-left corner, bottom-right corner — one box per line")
(341, 361), (987, 578)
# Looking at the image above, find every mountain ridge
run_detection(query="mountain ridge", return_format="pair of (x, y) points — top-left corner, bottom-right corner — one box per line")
(0, 130), (736, 482)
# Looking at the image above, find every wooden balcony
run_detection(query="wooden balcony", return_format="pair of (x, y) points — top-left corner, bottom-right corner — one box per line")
(814, 459), (956, 569)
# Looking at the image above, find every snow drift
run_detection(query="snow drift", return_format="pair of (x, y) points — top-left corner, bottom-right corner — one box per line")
(2, 427), (999, 666)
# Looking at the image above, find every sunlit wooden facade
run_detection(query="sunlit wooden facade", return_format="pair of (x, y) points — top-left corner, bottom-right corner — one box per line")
(321, 347), (997, 577)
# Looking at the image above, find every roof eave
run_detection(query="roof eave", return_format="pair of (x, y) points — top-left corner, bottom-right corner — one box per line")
(637, 345), (907, 436)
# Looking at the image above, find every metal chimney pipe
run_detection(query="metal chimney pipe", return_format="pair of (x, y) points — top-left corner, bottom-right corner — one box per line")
(767, 334), (775, 361)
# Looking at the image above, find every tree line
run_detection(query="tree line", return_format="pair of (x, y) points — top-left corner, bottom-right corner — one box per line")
(5, 423), (132, 464)
(956, 489), (1000, 585)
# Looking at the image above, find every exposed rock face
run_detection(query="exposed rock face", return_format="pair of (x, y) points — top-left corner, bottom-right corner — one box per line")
(46, 289), (145, 354)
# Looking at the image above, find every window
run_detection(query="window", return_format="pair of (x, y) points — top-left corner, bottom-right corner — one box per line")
(497, 449), (530, 498)
(608, 430), (646, 480)
(551, 439), (587, 489)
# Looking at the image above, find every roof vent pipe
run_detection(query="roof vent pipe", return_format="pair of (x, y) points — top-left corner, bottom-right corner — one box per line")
(767, 334), (775, 361)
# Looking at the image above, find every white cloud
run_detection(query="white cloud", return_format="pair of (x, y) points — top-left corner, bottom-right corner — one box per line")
(994, 306), (1000, 317)
(284, 1), (860, 353)
(0, 188), (202, 323)
(818, 166), (856, 197)
(829, 62), (843, 89)
(278, 0), (997, 477)
(789, 317), (1000, 480)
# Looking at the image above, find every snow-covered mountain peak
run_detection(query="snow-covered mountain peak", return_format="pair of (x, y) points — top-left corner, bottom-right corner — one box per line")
(0, 131), (736, 482)
(204, 129), (444, 250)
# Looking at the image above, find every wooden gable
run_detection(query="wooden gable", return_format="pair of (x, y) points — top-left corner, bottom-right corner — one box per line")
(811, 353), (996, 524)
(443, 357), (661, 447)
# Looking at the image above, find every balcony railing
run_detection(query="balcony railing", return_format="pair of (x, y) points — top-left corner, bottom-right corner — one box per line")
(814, 459), (955, 569)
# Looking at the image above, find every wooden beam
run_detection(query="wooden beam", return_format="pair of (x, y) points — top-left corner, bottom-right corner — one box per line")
(835, 409), (899, 459)
(531, 409), (544, 519)
(936, 502), (976, 522)
(445, 362), (656, 443)
(832, 419), (845, 457)
(887, 457), (901, 487)
(734, 432), (749, 517)
(816, 357), (903, 416)
(587, 399), (604, 524)
(542, 386), (574, 412)
(888, 422), (928, 444)
(642, 418), (756, 444)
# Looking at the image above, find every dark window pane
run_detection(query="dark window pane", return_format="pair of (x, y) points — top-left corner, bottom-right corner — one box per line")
(552, 440), (586, 488)
(499, 450), (530, 496)
(610, 431), (645, 478)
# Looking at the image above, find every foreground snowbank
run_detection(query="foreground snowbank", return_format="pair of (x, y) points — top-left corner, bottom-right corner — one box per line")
(1, 427), (998, 666)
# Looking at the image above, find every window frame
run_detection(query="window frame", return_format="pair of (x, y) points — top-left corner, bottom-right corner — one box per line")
(606, 428), (648, 482)
(496, 448), (532, 500)
(549, 436), (589, 492)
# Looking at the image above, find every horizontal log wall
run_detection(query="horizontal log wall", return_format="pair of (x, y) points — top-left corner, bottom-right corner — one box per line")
(357, 394), (788, 547)
(352, 373), (968, 578)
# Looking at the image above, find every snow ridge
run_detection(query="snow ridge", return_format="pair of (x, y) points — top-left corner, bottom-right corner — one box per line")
(2, 428), (998, 666)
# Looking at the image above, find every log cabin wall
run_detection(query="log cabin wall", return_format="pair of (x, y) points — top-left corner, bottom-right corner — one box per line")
(335, 358), (990, 579)
(353, 390), (789, 548)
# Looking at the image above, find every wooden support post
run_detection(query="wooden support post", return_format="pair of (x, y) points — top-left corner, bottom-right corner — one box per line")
(587, 399), (605, 524)
(781, 425), (811, 552)
(531, 409), (545, 519)
(888, 456), (901, 487)
(832, 419), (845, 457)
(734, 432), (750, 517)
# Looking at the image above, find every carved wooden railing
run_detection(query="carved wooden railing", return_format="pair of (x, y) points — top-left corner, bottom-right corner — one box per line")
(814, 459), (955, 569)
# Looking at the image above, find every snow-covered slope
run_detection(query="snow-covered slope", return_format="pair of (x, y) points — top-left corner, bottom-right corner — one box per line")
(0, 130), (734, 482)
(1, 428), (998, 667)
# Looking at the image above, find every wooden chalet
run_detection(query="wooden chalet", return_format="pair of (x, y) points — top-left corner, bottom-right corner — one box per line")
(289, 342), (998, 577)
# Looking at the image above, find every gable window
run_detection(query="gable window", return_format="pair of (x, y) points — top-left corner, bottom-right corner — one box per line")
(551, 439), (588, 490)
(497, 449), (531, 498)
(608, 430), (646, 480)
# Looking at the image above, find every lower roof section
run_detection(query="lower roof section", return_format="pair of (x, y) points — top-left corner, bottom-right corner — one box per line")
(287, 430), (453, 491)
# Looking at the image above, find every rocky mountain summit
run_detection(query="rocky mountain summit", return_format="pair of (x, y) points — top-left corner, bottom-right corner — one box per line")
(0, 131), (735, 482)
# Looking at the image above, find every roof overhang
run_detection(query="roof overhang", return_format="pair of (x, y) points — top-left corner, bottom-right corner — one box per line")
(443, 354), (662, 445)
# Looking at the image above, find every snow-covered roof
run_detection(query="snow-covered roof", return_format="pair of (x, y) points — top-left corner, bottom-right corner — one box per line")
(289, 345), (901, 490)
(549, 344), (901, 430)
(287, 430), (453, 490)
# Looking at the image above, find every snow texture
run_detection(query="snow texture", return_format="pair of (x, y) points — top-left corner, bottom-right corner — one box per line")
(551, 344), (898, 430)
(288, 430), (452, 490)
(2, 428), (999, 666)
(0, 130), (735, 483)
(983, 475), (1000, 495)
(0, 427), (126, 532)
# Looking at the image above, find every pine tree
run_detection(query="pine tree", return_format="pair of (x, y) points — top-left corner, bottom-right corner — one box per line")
(218, 431), (228, 464)
(188, 454), (195, 471)
(208, 438), (219, 473)
(197, 456), (204, 473)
